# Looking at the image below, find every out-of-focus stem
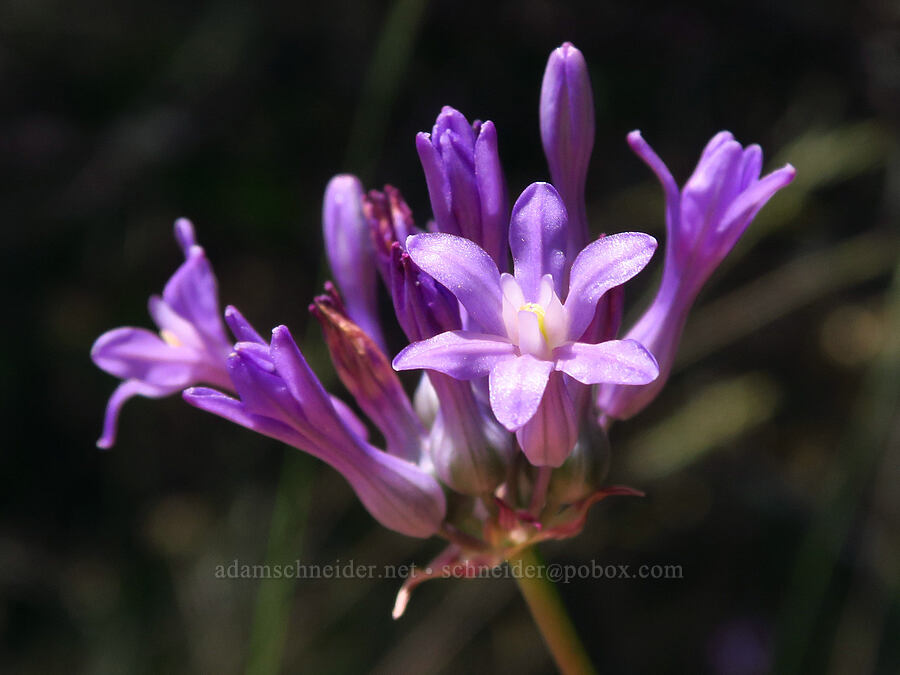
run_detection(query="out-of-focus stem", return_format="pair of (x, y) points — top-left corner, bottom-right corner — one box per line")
(509, 547), (598, 675)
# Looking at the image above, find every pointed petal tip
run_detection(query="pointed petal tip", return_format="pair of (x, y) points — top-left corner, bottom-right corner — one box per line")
(392, 587), (411, 619)
(173, 217), (196, 248)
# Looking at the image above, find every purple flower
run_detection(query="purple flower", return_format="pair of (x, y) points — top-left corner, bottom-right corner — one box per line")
(393, 182), (660, 467)
(323, 175), (386, 349)
(91, 219), (233, 449)
(416, 106), (509, 268)
(540, 42), (595, 273)
(184, 325), (446, 538)
(597, 131), (796, 420)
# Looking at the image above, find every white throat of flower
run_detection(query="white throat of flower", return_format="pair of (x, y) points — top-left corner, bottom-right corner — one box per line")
(500, 273), (568, 359)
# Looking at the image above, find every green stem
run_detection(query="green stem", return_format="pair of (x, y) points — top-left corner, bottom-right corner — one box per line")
(509, 547), (598, 675)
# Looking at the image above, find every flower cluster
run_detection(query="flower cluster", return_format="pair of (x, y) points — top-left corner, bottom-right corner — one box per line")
(92, 42), (794, 614)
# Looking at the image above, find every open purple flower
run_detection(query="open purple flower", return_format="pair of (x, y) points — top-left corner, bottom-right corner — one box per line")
(394, 182), (660, 467)
(91, 219), (233, 449)
(597, 131), (796, 420)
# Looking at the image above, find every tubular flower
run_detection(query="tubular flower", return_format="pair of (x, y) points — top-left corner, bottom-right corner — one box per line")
(184, 325), (446, 538)
(393, 181), (660, 467)
(91, 219), (233, 448)
(596, 131), (796, 420)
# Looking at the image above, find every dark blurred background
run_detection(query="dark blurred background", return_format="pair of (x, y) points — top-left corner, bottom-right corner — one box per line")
(2, 0), (899, 673)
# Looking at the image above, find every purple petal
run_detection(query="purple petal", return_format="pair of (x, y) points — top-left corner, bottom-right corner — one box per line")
(91, 327), (198, 387)
(227, 349), (305, 424)
(565, 232), (657, 339)
(393, 330), (516, 380)
(719, 164), (796, 242)
(432, 106), (475, 154)
(474, 120), (509, 269)
(627, 131), (681, 236)
(148, 296), (204, 350)
(509, 182), (568, 300)
(555, 339), (659, 385)
(224, 305), (265, 344)
(440, 129), (482, 244)
(269, 326), (343, 428)
(161, 248), (231, 356)
(405, 233), (505, 335)
(488, 354), (554, 431)
(740, 145), (763, 189)
(173, 218), (197, 254)
(515, 371), (577, 467)
(323, 174), (385, 349)
(338, 447), (447, 538)
(390, 246), (462, 342)
(183, 386), (307, 449)
(416, 132), (457, 236)
(681, 140), (745, 240)
(330, 396), (370, 441)
(97, 379), (173, 449)
(698, 131), (735, 164)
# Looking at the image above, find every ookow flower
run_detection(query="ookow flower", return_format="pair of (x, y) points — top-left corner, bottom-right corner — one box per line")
(91, 219), (233, 448)
(393, 181), (659, 467)
(596, 131), (796, 420)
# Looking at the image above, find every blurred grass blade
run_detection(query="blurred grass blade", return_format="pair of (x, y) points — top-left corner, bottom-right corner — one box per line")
(345, 0), (431, 181)
(625, 373), (781, 481)
(677, 230), (900, 369)
(244, 452), (312, 675)
(774, 256), (900, 674)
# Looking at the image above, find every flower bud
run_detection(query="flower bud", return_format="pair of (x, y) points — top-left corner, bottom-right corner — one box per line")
(547, 420), (611, 505)
(322, 175), (385, 350)
(310, 284), (425, 462)
(416, 106), (509, 268)
(540, 42), (595, 268)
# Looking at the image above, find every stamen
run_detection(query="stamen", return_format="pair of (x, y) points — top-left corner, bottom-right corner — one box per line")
(519, 302), (549, 343)
(160, 329), (182, 347)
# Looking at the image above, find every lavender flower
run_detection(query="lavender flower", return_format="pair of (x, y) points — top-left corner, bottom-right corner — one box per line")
(394, 181), (660, 467)
(184, 325), (446, 538)
(416, 106), (509, 268)
(597, 131), (796, 420)
(91, 219), (233, 448)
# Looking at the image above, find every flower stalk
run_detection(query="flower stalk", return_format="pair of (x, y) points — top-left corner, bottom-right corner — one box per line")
(510, 546), (598, 675)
